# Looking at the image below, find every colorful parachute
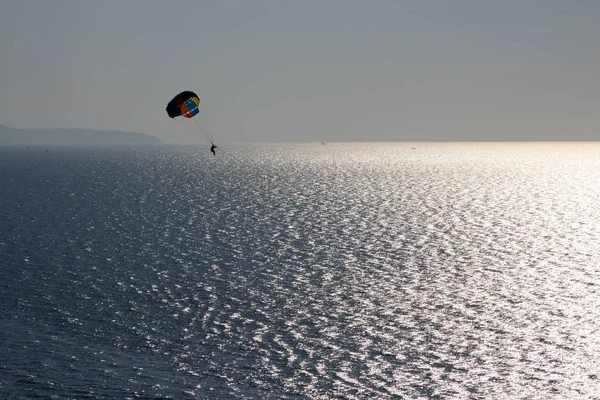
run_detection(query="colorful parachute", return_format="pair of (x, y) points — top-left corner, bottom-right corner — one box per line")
(166, 91), (200, 119)
(166, 90), (214, 144)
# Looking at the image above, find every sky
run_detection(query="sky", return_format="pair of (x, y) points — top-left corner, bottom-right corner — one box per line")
(1, 0), (600, 143)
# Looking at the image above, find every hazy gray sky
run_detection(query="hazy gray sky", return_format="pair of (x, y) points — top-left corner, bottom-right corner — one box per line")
(1, 0), (599, 143)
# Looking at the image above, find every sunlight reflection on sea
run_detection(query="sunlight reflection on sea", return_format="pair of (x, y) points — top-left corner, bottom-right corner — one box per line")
(1, 142), (599, 399)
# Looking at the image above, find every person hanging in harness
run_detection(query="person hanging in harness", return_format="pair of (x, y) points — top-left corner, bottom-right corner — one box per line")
(210, 143), (218, 156)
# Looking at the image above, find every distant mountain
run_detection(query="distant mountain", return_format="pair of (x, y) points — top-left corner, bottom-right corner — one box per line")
(0, 125), (162, 146)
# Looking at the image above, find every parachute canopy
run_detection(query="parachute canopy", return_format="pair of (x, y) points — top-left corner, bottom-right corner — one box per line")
(166, 91), (200, 119)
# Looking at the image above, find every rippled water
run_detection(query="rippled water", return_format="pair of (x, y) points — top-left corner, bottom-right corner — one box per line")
(1, 143), (599, 399)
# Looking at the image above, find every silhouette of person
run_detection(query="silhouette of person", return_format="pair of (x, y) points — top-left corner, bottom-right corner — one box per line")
(210, 144), (217, 156)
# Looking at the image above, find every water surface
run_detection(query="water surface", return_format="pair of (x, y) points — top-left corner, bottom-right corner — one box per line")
(1, 143), (599, 399)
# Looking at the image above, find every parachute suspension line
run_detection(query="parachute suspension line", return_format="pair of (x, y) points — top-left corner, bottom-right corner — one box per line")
(174, 118), (209, 143)
(204, 117), (215, 144)
(193, 117), (214, 145)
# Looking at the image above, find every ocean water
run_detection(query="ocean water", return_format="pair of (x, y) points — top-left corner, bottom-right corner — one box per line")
(1, 142), (599, 399)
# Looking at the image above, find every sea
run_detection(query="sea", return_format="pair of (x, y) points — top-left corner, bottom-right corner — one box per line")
(1, 142), (599, 399)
